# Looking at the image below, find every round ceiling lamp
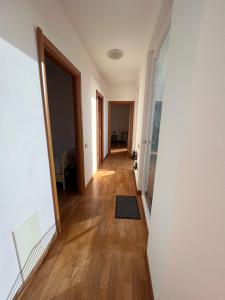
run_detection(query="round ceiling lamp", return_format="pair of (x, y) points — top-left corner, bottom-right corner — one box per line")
(107, 49), (124, 60)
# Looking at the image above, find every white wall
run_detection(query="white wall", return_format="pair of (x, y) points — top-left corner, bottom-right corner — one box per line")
(135, 0), (225, 299)
(108, 85), (137, 101)
(148, 0), (203, 297)
(46, 57), (75, 157)
(0, 0), (109, 298)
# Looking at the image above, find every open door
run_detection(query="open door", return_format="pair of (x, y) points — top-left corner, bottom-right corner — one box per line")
(144, 30), (169, 214)
(146, 101), (162, 212)
(37, 27), (85, 233)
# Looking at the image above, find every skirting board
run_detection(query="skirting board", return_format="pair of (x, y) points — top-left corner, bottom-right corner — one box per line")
(141, 194), (151, 234)
(141, 195), (151, 286)
(142, 194), (155, 299)
(133, 170), (142, 195)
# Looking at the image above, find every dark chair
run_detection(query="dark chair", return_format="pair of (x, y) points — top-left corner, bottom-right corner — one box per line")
(121, 131), (128, 147)
(111, 134), (117, 147)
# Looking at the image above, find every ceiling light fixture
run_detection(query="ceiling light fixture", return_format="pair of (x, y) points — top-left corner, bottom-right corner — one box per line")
(107, 49), (124, 60)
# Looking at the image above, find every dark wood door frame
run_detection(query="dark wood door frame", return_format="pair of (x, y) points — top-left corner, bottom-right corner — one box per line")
(96, 90), (104, 168)
(36, 27), (85, 234)
(108, 101), (134, 155)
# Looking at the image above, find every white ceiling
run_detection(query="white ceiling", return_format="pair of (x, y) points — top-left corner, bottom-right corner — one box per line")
(60, 0), (157, 86)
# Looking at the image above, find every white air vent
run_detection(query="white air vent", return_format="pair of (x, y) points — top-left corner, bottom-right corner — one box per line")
(12, 211), (42, 280)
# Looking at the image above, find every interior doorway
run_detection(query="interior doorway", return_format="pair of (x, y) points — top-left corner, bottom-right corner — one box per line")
(37, 27), (85, 233)
(96, 90), (104, 168)
(45, 56), (79, 214)
(108, 101), (134, 155)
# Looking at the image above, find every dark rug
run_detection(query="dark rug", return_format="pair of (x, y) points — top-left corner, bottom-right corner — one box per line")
(115, 195), (141, 219)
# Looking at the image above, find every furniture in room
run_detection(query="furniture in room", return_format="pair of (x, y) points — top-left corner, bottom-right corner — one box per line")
(111, 133), (117, 147)
(65, 164), (77, 190)
(54, 149), (76, 190)
(54, 151), (69, 190)
(121, 131), (128, 147)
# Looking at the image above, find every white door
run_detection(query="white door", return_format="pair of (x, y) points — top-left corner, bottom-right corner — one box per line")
(144, 31), (170, 214)
(145, 101), (162, 212)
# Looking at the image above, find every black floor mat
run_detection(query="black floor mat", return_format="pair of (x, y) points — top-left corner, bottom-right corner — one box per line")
(115, 195), (141, 219)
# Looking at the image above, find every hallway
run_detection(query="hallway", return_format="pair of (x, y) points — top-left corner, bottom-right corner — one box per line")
(22, 152), (153, 300)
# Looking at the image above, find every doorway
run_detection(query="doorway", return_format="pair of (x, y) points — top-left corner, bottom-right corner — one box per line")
(36, 27), (85, 233)
(96, 90), (104, 168)
(108, 101), (134, 155)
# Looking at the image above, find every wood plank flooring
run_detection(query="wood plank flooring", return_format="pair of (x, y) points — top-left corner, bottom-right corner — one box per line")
(22, 151), (153, 300)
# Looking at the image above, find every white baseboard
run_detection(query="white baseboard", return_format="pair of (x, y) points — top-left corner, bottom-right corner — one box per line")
(133, 176), (151, 273)
(141, 194), (152, 291)
(141, 194), (151, 234)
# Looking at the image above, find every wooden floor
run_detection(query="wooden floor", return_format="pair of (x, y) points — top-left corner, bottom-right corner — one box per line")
(22, 152), (153, 300)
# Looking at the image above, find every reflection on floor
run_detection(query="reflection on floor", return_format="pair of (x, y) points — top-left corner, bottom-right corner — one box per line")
(111, 141), (128, 154)
(22, 151), (153, 300)
(57, 187), (78, 217)
(103, 151), (132, 171)
(111, 147), (128, 154)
